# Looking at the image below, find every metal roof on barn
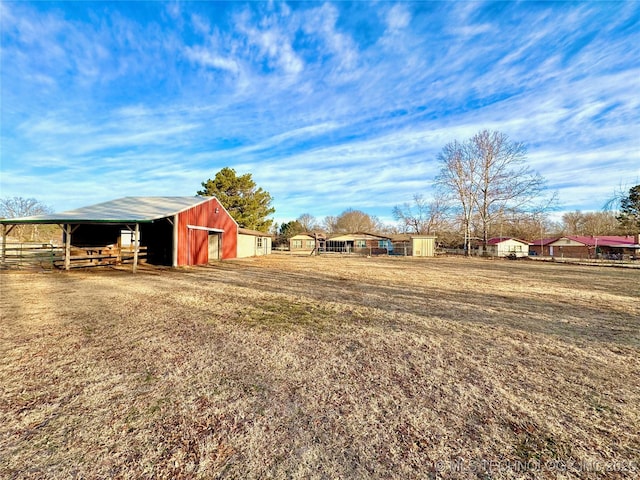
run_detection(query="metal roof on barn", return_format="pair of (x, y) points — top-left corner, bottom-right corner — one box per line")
(0, 196), (214, 224)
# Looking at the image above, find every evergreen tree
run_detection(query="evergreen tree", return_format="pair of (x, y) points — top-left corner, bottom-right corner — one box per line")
(197, 167), (275, 232)
(279, 220), (304, 239)
(617, 185), (640, 233)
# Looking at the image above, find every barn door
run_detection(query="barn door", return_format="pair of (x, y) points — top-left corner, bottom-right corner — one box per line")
(208, 233), (220, 262)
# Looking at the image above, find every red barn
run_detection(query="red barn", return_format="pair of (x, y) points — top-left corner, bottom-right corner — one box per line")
(1, 196), (238, 269)
(174, 197), (238, 265)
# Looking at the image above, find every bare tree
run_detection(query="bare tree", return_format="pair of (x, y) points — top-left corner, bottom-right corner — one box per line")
(322, 215), (337, 234)
(436, 140), (480, 255)
(296, 213), (318, 232)
(436, 130), (550, 253)
(470, 130), (546, 248)
(392, 194), (450, 234)
(583, 211), (625, 235)
(331, 209), (382, 234)
(0, 196), (54, 242)
(498, 211), (555, 242)
(560, 211), (586, 235)
(561, 210), (627, 236)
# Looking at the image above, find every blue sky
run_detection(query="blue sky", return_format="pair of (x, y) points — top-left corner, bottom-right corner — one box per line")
(1, 1), (639, 225)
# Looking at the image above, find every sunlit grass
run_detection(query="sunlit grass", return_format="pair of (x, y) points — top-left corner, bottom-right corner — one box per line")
(1, 256), (638, 478)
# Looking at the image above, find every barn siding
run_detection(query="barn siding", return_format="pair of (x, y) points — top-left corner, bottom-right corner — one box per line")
(176, 198), (238, 265)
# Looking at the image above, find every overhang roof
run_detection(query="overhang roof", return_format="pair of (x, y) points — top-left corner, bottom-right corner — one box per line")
(0, 196), (215, 225)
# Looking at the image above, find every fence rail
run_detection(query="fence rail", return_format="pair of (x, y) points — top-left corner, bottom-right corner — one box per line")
(0, 243), (62, 269)
(1, 243), (147, 269)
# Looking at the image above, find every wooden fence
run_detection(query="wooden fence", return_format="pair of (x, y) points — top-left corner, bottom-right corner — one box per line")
(0, 243), (147, 269)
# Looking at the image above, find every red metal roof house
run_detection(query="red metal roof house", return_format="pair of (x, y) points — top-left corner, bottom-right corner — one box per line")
(529, 235), (640, 259)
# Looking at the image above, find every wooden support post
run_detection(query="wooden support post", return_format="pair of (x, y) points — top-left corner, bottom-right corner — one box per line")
(1, 225), (8, 268)
(64, 224), (71, 271)
(61, 224), (79, 271)
(133, 223), (139, 273)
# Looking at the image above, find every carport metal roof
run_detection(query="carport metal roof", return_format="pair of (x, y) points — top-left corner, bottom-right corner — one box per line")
(0, 196), (213, 225)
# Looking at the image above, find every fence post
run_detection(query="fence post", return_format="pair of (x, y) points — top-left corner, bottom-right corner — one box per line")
(1, 225), (7, 268)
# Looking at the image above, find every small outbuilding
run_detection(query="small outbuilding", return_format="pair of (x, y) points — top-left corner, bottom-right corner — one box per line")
(481, 237), (530, 257)
(411, 235), (437, 257)
(389, 234), (437, 256)
(237, 228), (272, 258)
(289, 232), (325, 254)
(1, 196), (238, 270)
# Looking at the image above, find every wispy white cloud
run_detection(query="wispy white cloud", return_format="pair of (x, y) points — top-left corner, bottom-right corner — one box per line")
(184, 45), (240, 74)
(385, 4), (411, 31)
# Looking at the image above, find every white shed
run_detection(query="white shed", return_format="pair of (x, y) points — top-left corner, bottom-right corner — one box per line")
(237, 228), (272, 258)
(483, 237), (530, 257)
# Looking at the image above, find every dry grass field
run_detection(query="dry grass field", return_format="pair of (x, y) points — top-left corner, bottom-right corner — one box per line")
(1, 255), (639, 479)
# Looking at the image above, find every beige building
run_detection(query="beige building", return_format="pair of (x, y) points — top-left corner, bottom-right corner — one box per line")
(289, 233), (324, 253)
(390, 234), (437, 257)
(237, 228), (272, 258)
(410, 235), (436, 257)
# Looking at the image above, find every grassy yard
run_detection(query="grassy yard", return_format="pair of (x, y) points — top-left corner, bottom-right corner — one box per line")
(1, 255), (638, 479)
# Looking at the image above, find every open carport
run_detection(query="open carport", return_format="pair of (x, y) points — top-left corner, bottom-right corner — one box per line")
(0, 196), (238, 271)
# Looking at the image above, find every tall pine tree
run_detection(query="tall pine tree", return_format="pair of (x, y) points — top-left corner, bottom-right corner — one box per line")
(617, 184), (640, 233)
(197, 167), (275, 232)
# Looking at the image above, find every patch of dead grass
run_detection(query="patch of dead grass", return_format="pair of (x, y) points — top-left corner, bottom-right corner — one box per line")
(1, 256), (638, 479)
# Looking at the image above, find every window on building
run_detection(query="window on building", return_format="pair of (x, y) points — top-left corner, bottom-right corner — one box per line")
(306, 240), (315, 249)
(355, 240), (366, 248)
(257, 237), (263, 248)
(292, 239), (302, 248)
(378, 240), (387, 248)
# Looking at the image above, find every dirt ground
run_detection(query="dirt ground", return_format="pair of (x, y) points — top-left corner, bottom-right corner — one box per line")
(1, 255), (639, 479)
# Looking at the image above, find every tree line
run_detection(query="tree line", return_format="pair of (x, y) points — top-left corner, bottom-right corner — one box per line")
(2, 133), (639, 246)
(274, 130), (639, 249)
